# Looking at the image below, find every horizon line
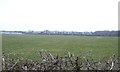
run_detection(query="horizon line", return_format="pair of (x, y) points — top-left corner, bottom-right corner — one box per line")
(1, 29), (119, 32)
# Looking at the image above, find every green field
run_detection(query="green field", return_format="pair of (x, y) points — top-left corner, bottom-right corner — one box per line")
(2, 34), (118, 60)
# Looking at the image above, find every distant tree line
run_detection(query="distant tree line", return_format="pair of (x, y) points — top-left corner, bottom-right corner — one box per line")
(1, 30), (120, 36)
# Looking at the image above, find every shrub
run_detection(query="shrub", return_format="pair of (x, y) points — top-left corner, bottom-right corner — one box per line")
(2, 50), (120, 71)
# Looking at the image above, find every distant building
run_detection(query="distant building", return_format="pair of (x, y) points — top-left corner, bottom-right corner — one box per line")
(1, 31), (22, 34)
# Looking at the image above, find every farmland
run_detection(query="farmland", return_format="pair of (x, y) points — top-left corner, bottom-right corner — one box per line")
(2, 34), (118, 61)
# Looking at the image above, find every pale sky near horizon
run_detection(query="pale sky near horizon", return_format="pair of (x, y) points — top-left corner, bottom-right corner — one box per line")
(0, 0), (119, 32)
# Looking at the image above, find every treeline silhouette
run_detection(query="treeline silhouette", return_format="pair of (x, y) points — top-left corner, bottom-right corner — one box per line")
(1, 30), (120, 36)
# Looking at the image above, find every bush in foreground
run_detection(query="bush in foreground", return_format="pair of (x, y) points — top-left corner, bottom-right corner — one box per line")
(2, 50), (120, 71)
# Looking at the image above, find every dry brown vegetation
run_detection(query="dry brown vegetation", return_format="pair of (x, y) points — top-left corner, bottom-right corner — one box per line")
(2, 50), (120, 71)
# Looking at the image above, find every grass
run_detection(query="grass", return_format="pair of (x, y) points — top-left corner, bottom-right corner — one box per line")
(2, 34), (118, 60)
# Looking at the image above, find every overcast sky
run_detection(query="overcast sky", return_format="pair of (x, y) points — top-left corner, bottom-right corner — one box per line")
(0, 0), (119, 32)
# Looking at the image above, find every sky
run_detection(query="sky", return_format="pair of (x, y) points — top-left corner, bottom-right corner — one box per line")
(0, 0), (119, 32)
